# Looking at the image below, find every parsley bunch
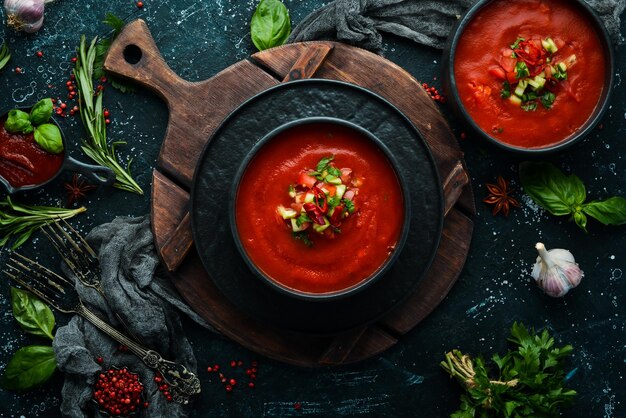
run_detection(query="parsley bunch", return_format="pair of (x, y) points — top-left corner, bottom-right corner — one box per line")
(441, 322), (576, 417)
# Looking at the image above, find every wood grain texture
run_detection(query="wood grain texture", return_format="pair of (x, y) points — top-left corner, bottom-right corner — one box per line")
(104, 21), (475, 366)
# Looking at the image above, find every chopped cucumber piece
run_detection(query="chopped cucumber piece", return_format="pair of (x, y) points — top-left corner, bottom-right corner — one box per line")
(509, 95), (522, 106)
(291, 218), (306, 232)
(557, 62), (567, 72)
(528, 76), (546, 91)
(541, 37), (558, 54)
(324, 174), (342, 185)
(514, 79), (528, 97)
(278, 205), (298, 219)
(288, 185), (296, 198)
(313, 217), (330, 233)
(304, 192), (315, 203)
(335, 184), (347, 199)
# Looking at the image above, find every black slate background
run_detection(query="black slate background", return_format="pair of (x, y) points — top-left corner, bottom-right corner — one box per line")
(0, 1), (624, 416)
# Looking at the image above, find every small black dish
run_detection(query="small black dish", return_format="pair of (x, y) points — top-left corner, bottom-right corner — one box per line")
(228, 117), (412, 301)
(190, 79), (443, 335)
(0, 107), (115, 194)
(442, 0), (614, 154)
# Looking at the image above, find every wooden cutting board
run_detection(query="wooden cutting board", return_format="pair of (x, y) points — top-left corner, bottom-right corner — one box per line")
(103, 19), (475, 366)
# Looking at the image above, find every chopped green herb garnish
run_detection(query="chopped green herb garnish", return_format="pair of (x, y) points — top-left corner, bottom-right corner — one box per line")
(515, 61), (529, 79)
(344, 199), (355, 214)
(553, 66), (568, 81)
(326, 166), (341, 178)
(522, 91), (538, 101)
(521, 101), (538, 112)
(316, 155), (334, 173)
(500, 81), (511, 99)
(328, 195), (341, 209)
(295, 214), (312, 227)
(510, 37), (525, 49)
(292, 231), (313, 247)
(541, 92), (556, 109)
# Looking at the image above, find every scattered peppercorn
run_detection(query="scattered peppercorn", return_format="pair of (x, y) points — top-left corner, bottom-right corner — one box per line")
(15, 67), (22, 74)
(96, 356), (104, 364)
(294, 402), (302, 410)
(421, 82), (446, 104)
(137, 1), (144, 8)
(460, 132), (467, 140)
(36, 51), (43, 58)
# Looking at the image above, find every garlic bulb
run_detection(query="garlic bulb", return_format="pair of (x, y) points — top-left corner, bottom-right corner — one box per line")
(4, 0), (54, 33)
(531, 242), (583, 297)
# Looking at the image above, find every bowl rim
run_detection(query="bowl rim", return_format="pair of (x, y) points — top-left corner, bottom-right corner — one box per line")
(444, 0), (615, 153)
(228, 116), (412, 301)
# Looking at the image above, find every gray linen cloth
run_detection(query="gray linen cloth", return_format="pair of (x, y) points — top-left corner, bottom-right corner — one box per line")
(288, 0), (626, 52)
(53, 216), (211, 418)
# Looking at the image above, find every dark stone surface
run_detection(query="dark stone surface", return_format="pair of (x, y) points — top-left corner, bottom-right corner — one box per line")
(0, 0), (624, 416)
(191, 80), (442, 334)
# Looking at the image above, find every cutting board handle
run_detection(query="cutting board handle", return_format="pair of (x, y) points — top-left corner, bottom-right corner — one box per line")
(103, 19), (186, 105)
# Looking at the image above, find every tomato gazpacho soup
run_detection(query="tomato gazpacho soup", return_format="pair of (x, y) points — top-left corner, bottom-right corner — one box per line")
(454, 0), (607, 149)
(234, 122), (406, 294)
(0, 114), (64, 188)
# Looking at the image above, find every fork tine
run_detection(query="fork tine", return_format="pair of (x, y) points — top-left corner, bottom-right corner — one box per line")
(12, 252), (73, 285)
(58, 217), (98, 259)
(5, 261), (64, 307)
(7, 257), (67, 297)
(41, 222), (92, 279)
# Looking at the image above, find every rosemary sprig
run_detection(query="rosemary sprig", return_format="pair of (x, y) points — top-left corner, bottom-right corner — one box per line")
(0, 41), (11, 70)
(74, 36), (143, 195)
(0, 197), (86, 249)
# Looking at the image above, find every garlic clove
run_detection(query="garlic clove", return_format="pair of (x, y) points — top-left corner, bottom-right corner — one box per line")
(532, 242), (584, 298)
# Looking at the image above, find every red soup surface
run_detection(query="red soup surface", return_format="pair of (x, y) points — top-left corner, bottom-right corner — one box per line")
(454, 0), (606, 148)
(0, 118), (64, 187)
(235, 123), (405, 294)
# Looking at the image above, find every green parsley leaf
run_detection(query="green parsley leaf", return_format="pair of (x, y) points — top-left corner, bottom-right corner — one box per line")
(541, 92), (556, 109)
(510, 37), (525, 49)
(295, 214), (311, 227)
(500, 81), (511, 99)
(327, 166), (341, 178)
(343, 199), (355, 214)
(521, 101), (537, 112)
(328, 195), (341, 209)
(315, 155), (335, 173)
(515, 62), (529, 79)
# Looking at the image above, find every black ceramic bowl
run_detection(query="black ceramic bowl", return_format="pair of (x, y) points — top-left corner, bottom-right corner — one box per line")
(0, 107), (115, 193)
(442, 0), (614, 154)
(229, 117), (412, 301)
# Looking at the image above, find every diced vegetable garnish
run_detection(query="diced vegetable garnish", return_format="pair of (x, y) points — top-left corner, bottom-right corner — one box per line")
(277, 155), (361, 246)
(491, 35), (573, 112)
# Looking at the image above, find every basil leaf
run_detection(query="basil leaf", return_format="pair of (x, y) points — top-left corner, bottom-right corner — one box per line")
(583, 197), (626, 226)
(519, 162), (586, 216)
(574, 211), (587, 232)
(34, 124), (64, 154)
(29, 98), (53, 126)
(11, 287), (55, 340)
(2, 345), (56, 390)
(250, 0), (291, 51)
(5, 109), (33, 134)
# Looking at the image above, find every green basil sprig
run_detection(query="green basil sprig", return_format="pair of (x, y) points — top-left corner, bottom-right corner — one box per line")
(2, 288), (57, 391)
(34, 123), (63, 154)
(11, 287), (55, 340)
(519, 162), (626, 231)
(2, 346), (57, 390)
(251, 0), (291, 51)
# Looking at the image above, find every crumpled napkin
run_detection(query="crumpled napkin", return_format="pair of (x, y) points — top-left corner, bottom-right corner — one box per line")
(52, 216), (212, 418)
(288, 0), (626, 52)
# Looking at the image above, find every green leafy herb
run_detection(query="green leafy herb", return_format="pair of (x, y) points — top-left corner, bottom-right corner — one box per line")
(327, 166), (342, 178)
(0, 197), (86, 249)
(500, 81), (511, 99)
(540, 92), (556, 109)
(34, 123), (64, 154)
(519, 162), (626, 231)
(250, 0), (291, 51)
(344, 199), (355, 214)
(520, 101), (537, 112)
(553, 66), (568, 81)
(1, 345), (57, 390)
(441, 322), (576, 417)
(0, 41), (10, 70)
(328, 195), (341, 209)
(4, 109), (33, 134)
(11, 288), (55, 340)
(295, 213), (311, 227)
(29, 98), (54, 126)
(75, 36), (143, 195)
(315, 155), (335, 173)
(292, 230), (313, 247)
(510, 37), (525, 50)
(515, 62), (529, 79)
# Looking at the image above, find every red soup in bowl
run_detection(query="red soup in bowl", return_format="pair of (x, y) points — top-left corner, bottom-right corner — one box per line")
(232, 120), (409, 297)
(452, 0), (611, 150)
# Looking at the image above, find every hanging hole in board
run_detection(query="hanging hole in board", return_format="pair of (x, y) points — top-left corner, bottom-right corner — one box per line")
(123, 45), (142, 65)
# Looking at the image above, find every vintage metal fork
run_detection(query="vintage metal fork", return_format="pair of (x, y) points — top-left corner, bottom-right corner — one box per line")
(4, 253), (201, 404)
(40, 219), (142, 343)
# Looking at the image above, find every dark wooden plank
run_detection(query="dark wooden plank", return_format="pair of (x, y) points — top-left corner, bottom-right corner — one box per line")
(318, 326), (367, 365)
(443, 161), (470, 216)
(161, 213), (193, 272)
(281, 43), (334, 81)
(151, 170), (188, 251)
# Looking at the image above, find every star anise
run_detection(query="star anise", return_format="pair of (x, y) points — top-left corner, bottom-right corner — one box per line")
(483, 176), (520, 216)
(64, 174), (97, 207)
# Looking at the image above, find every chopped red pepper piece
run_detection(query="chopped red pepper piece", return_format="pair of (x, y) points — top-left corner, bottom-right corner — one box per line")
(329, 204), (344, 226)
(311, 186), (328, 214)
(303, 203), (326, 225)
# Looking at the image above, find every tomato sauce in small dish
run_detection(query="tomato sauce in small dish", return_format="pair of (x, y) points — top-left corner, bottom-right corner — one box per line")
(0, 116), (64, 188)
(232, 120), (409, 297)
(451, 0), (611, 150)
